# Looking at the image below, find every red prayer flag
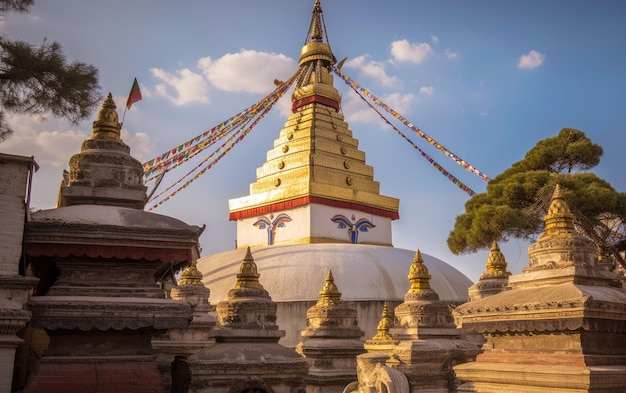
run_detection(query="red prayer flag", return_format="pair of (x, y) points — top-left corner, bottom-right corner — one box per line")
(126, 78), (142, 109)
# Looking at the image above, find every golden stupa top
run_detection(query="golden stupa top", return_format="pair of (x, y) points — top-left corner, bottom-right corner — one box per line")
(316, 269), (342, 306)
(178, 264), (203, 286)
(407, 250), (432, 293)
(481, 241), (510, 279)
(542, 184), (577, 237)
(367, 301), (394, 344)
(235, 247), (264, 289)
(91, 93), (122, 141)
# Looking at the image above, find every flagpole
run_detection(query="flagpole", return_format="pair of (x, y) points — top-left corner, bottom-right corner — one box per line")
(120, 105), (128, 129)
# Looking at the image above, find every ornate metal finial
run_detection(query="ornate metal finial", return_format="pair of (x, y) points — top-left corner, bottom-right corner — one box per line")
(481, 241), (510, 279)
(370, 302), (394, 342)
(311, 0), (323, 42)
(542, 184), (576, 237)
(91, 92), (122, 140)
(178, 264), (203, 286)
(316, 269), (342, 306)
(407, 250), (432, 293)
(235, 246), (264, 289)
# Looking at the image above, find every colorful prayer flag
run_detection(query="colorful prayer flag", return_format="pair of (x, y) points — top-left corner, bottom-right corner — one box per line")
(126, 78), (142, 109)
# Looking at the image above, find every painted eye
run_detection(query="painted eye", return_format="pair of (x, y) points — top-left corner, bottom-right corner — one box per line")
(337, 223), (346, 229)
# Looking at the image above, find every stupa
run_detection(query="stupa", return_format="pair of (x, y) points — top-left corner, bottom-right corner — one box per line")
(453, 185), (626, 392)
(197, 0), (472, 348)
(173, 247), (307, 393)
(21, 94), (203, 393)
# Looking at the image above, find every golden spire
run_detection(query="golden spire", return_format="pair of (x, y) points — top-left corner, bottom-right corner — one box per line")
(542, 184), (576, 237)
(178, 264), (203, 286)
(235, 246), (264, 289)
(91, 92), (122, 140)
(369, 302), (394, 342)
(481, 241), (510, 279)
(294, 0), (339, 106)
(407, 250), (432, 293)
(316, 270), (342, 306)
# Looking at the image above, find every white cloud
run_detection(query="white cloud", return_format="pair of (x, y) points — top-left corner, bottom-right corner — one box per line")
(419, 86), (434, 95)
(344, 55), (399, 88)
(151, 67), (209, 106)
(199, 49), (296, 94)
(444, 48), (458, 59)
(518, 50), (545, 69)
(390, 39), (433, 64)
(431, 35), (439, 44)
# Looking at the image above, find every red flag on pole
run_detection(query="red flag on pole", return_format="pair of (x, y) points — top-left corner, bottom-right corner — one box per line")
(126, 78), (142, 109)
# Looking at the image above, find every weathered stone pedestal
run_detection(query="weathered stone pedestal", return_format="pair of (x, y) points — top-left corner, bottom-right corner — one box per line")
(297, 270), (365, 393)
(454, 185), (626, 393)
(173, 247), (307, 393)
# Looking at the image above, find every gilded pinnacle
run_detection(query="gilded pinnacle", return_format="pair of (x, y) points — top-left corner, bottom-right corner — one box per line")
(482, 241), (509, 279)
(235, 246), (264, 289)
(178, 264), (203, 286)
(407, 249), (432, 293)
(370, 302), (393, 341)
(316, 269), (342, 306)
(542, 184), (576, 237)
(91, 92), (121, 140)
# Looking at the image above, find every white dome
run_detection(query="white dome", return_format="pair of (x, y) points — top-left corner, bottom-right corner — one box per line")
(198, 243), (472, 303)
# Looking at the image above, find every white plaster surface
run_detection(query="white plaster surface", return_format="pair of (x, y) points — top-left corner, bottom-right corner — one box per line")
(198, 243), (472, 303)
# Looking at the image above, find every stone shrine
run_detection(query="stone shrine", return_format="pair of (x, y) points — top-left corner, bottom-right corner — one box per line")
(21, 94), (202, 393)
(297, 270), (365, 393)
(453, 185), (626, 392)
(173, 247), (307, 393)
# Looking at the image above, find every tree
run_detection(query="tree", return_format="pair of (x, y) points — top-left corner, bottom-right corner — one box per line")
(447, 128), (626, 266)
(0, 0), (101, 142)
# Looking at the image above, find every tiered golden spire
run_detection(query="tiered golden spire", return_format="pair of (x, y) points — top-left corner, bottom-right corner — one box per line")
(91, 93), (122, 141)
(369, 302), (394, 342)
(542, 184), (576, 237)
(481, 241), (510, 279)
(316, 270), (342, 306)
(235, 247), (264, 289)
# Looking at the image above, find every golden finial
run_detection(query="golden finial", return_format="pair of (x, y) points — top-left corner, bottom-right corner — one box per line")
(235, 247), (264, 289)
(91, 92), (121, 140)
(542, 184), (576, 237)
(481, 241), (510, 279)
(370, 302), (394, 341)
(178, 264), (203, 286)
(316, 269), (342, 306)
(311, 0), (323, 42)
(407, 249), (432, 293)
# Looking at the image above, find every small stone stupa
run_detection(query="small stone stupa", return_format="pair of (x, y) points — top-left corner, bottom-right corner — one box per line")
(349, 250), (480, 393)
(22, 94), (203, 393)
(174, 247), (307, 393)
(467, 241), (510, 301)
(297, 270), (365, 393)
(454, 185), (626, 392)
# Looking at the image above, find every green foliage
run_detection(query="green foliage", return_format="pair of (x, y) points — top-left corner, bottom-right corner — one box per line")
(0, 0), (101, 142)
(447, 128), (626, 256)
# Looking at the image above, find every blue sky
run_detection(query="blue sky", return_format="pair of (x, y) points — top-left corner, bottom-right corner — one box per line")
(2, 0), (625, 282)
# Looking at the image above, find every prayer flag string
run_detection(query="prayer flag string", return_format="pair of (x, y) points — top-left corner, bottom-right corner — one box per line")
(146, 71), (298, 211)
(142, 72), (299, 181)
(348, 85), (476, 196)
(333, 67), (490, 183)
